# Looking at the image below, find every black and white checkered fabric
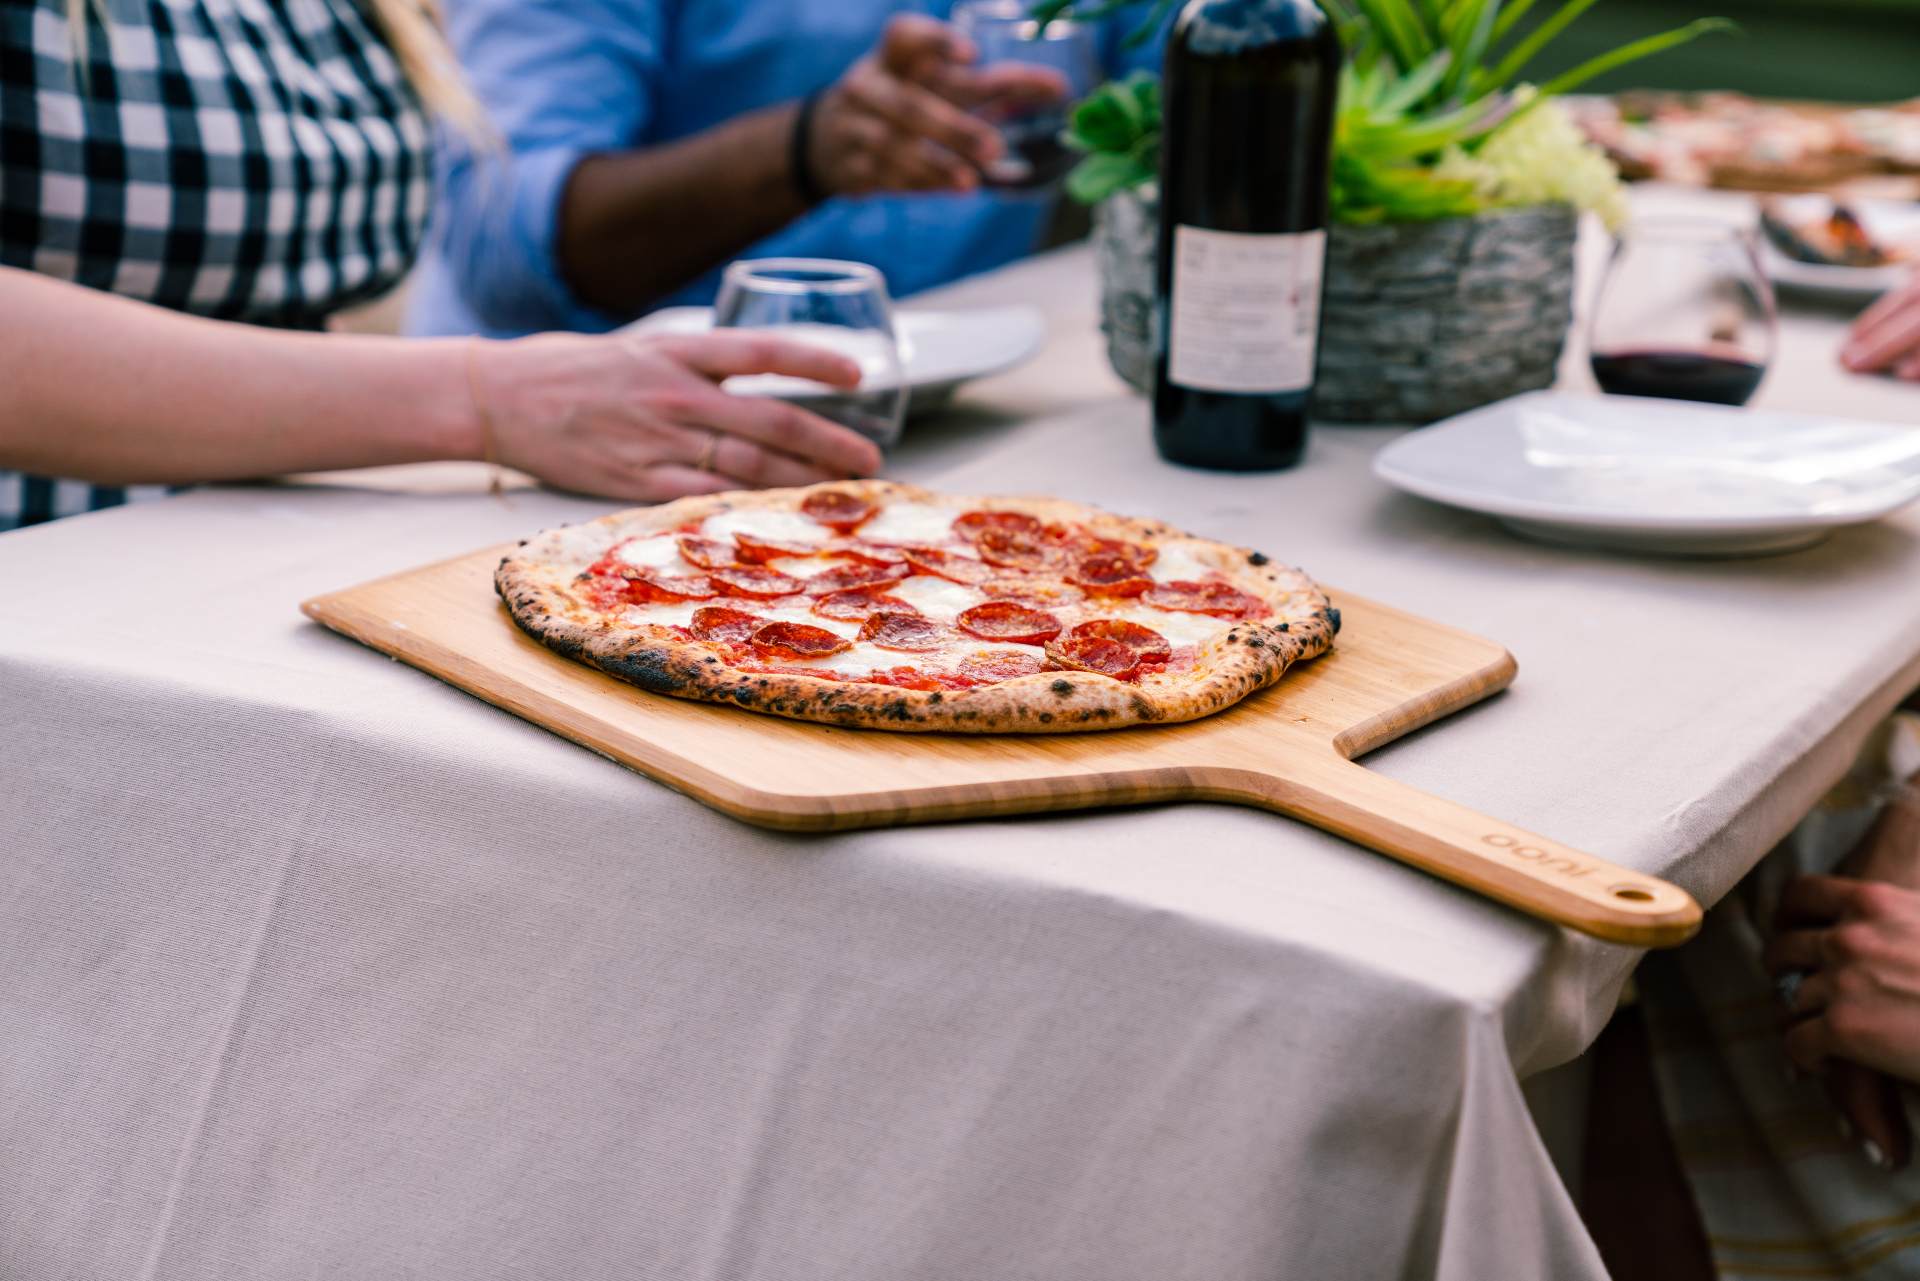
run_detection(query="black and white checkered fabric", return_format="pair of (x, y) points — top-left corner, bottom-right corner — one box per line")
(1, 0), (433, 531)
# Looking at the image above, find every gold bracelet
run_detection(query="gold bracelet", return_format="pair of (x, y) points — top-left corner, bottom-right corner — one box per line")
(463, 337), (506, 498)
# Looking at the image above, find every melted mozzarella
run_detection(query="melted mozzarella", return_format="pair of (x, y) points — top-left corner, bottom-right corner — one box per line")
(858, 501), (956, 546)
(754, 602), (860, 638)
(786, 640), (1042, 678)
(787, 642), (914, 677)
(763, 555), (837, 579)
(1149, 539), (1223, 584)
(701, 507), (831, 546)
(1107, 603), (1231, 650)
(615, 534), (693, 572)
(622, 600), (705, 628)
(888, 574), (986, 621)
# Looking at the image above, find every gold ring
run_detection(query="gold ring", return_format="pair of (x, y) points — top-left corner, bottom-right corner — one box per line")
(694, 431), (721, 474)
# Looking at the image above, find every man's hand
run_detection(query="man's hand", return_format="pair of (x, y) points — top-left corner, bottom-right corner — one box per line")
(1841, 272), (1920, 381)
(808, 15), (1068, 197)
(1768, 873), (1920, 1169)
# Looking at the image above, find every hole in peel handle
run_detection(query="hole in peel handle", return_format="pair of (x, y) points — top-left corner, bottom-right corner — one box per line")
(1237, 761), (1704, 949)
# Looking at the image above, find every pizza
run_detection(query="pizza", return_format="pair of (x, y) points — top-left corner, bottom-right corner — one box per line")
(495, 481), (1339, 734)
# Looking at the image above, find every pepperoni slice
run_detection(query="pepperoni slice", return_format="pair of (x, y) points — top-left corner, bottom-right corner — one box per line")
(1045, 635), (1142, 680)
(675, 536), (740, 570)
(813, 587), (917, 622)
(974, 525), (1067, 572)
(1145, 580), (1271, 620)
(1073, 534), (1158, 570)
(800, 490), (877, 532)
(954, 510), (1044, 542)
(956, 601), (1062, 645)
(733, 533), (820, 564)
(980, 577), (1086, 609)
(806, 561), (907, 594)
(708, 565), (806, 599)
(859, 612), (945, 652)
(1070, 618), (1173, 664)
(1069, 554), (1154, 597)
(614, 568), (717, 601)
(902, 547), (994, 585)
(689, 606), (767, 644)
(956, 650), (1048, 684)
(748, 621), (851, 660)
(826, 540), (907, 566)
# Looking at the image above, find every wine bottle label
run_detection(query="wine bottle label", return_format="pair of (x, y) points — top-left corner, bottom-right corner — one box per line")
(1168, 226), (1326, 394)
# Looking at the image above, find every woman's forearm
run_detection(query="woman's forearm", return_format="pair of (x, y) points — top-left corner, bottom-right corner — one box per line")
(555, 103), (810, 318)
(0, 267), (481, 484)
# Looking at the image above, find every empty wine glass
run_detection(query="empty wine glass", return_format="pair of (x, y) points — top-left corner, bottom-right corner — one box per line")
(952, 0), (1100, 191)
(1588, 218), (1778, 407)
(712, 259), (907, 450)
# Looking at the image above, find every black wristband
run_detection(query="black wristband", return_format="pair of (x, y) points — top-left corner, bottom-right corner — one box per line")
(790, 90), (828, 207)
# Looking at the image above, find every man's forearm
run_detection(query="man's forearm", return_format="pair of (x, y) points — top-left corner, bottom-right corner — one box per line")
(0, 268), (479, 484)
(556, 103), (812, 318)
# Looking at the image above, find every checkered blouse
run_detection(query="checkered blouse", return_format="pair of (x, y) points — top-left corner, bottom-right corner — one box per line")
(1, 0), (433, 530)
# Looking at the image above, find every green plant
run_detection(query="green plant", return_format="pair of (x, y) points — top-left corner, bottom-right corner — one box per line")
(1049, 0), (1732, 222)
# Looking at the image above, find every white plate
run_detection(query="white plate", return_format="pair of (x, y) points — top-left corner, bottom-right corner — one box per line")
(625, 304), (1047, 413)
(1372, 391), (1920, 556)
(1759, 195), (1920, 301)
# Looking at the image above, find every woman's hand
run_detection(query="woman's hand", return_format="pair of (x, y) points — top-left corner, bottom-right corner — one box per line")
(1767, 874), (1920, 1167)
(474, 331), (882, 503)
(1841, 273), (1920, 380)
(809, 14), (1067, 196)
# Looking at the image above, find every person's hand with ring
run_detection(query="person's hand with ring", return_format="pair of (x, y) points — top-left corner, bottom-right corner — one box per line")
(471, 330), (882, 503)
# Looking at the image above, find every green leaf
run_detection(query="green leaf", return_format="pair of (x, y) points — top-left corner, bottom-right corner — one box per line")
(1534, 17), (1736, 96)
(1440, 0), (1501, 100)
(1066, 151), (1153, 204)
(1348, 0), (1436, 69)
(1473, 0), (1600, 93)
(1063, 71), (1159, 155)
(1488, 0), (1538, 43)
(1378, 49), (1453, 113)
(1120, 0), (1180, 47)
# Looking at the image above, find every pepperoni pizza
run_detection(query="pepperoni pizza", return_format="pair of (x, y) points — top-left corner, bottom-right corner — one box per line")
(496, 481), (1339, 733)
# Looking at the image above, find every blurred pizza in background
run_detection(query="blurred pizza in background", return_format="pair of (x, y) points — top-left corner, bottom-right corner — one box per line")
(1568, 93), (1920, 196)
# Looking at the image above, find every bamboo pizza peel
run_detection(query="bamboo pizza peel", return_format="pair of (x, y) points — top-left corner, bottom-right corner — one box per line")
(304, 546), (1701, 948)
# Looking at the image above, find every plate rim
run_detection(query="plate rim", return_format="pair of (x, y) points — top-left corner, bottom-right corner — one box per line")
(1370, 390), (1920, 534)
(625, 303), (1047, 392)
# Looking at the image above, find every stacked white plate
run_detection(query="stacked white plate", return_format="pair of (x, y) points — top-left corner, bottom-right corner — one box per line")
(1372, 391), (1920, 556)
(626, 305), (1047, 413)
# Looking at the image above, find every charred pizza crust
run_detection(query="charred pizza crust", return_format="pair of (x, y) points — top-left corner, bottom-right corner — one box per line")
(495, 480), (1338, 734)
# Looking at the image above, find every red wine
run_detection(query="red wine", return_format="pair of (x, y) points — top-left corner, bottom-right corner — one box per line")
(980, 118), (1076, 191)
(1591, 348), (1767, 407)
(1152, 0), (1342, 472)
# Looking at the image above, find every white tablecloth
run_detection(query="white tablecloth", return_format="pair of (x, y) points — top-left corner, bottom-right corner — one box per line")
(4, 190), (1920, 1281)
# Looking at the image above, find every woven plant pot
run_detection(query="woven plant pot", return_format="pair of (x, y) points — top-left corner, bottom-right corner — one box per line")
(1094, 188), (1578, 425)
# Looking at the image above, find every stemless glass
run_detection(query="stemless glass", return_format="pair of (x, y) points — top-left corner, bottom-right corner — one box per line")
(1588, 219), (1779, 407)
(952, 0), (1100, 191)
(712, 258), (908, 450)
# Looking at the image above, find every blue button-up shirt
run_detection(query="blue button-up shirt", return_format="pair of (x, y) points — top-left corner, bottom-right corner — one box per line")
(406, 0), (1166, 337)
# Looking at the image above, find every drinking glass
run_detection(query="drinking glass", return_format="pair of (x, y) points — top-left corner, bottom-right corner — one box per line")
(1587, 218), (1778, 407)
(712, 258), (908, 450)
(952, 0), (1100, 191)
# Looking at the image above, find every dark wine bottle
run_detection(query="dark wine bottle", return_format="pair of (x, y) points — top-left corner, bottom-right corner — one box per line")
(1152, 0), (1342, 471)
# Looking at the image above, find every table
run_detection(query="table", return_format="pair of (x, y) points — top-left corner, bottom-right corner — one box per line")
(4, 187), (1919, 1281)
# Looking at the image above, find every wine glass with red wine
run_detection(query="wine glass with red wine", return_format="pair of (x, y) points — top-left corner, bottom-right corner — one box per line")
(1588, 219), (1778, 407)
(951, 0), (1099, 192)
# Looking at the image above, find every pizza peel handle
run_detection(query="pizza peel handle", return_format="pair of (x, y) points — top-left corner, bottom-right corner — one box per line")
(1225, 755), (1703, 948)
